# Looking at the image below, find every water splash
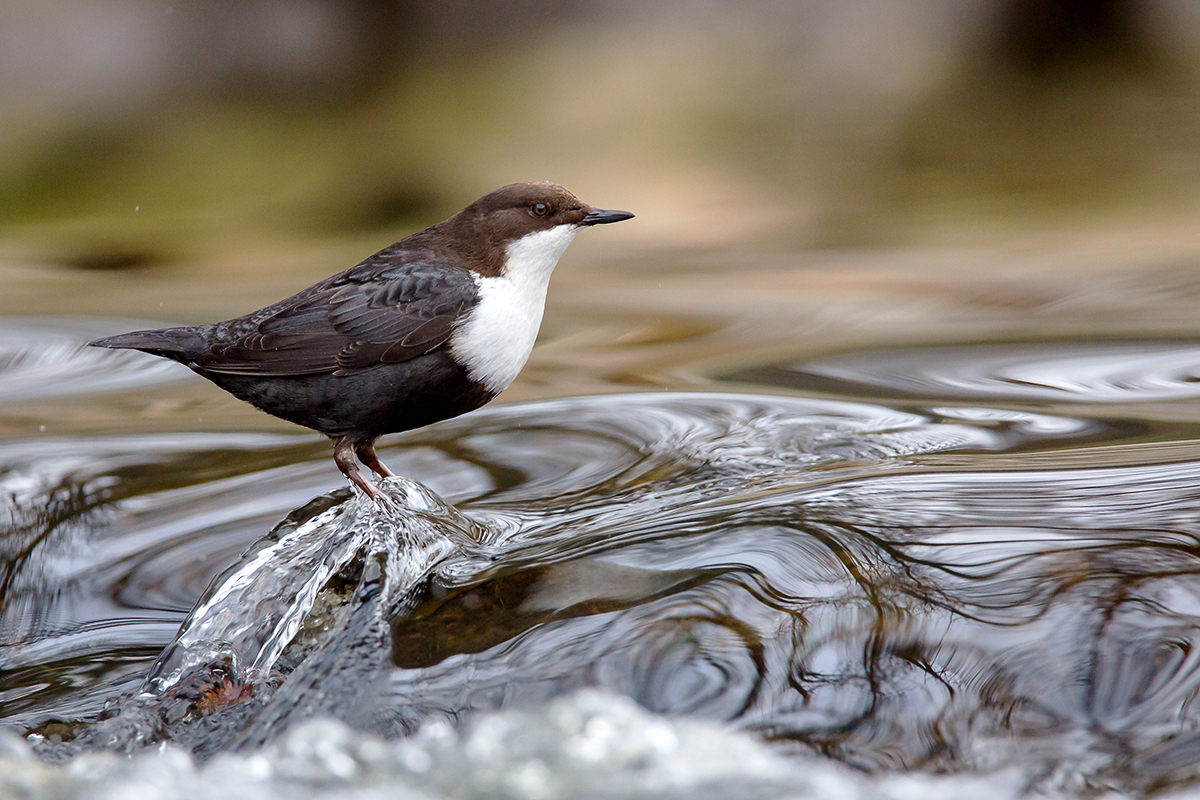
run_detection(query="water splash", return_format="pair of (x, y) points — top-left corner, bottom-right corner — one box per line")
(0, 691), (1030, 800)
(147, 477), (487, 694)
(8, 389), (1200, 793)
(14, 477), (494, 758)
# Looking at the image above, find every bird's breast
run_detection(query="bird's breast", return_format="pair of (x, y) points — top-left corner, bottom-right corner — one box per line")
(448, 224), (578, 394)
(449, 273), (550, 394)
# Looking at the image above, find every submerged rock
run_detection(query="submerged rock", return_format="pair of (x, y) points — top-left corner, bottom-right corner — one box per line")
(30, 477), (489, 761)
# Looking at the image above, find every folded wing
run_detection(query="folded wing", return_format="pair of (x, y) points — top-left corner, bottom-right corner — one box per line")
(198, 260), (479, 377)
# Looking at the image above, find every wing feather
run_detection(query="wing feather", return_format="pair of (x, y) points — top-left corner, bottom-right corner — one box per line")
(195, 258), (478, 377)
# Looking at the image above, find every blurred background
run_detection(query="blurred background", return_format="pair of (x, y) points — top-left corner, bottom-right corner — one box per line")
(3, 0), (1200, 404)
(11, 7), (1200, 789)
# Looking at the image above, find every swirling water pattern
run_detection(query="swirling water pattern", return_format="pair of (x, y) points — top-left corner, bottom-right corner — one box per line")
(6, 331), (1200, 795)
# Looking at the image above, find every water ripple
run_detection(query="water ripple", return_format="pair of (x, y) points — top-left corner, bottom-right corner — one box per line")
(728, 341), (1200, 403)
(5, 390), (1200, 793)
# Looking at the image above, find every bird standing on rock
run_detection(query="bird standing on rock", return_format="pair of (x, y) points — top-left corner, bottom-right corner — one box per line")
(91, 182), (633, 504)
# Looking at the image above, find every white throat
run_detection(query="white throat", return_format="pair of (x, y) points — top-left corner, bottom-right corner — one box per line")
(451, 224), (579, 393)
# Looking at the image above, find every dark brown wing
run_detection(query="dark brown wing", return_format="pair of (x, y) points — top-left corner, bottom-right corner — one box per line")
(195, 260), (480, 377)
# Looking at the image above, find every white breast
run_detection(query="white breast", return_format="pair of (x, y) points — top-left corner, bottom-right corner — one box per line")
(450, 224), (579, 393)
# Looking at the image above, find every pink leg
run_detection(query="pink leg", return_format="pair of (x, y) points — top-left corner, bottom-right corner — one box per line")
(355, 439), (395, 479)
(332, 435), (386, 501)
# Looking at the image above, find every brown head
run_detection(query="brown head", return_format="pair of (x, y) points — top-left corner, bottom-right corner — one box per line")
(416, 182), (633, 277)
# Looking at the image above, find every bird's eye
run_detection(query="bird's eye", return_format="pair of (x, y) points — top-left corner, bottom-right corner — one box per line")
(531, 202), (549, 217)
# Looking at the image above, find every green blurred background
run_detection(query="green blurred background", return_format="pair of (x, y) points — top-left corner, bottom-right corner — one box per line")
(4, 0), (1200, 397)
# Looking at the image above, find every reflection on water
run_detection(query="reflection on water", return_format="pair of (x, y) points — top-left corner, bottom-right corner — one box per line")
(729, 341), (1200, 404)
(5, 324), (1200, 795)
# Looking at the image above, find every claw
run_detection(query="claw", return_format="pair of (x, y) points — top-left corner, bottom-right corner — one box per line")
(371, 492), (401, 515)
(333, 435), (399, 515)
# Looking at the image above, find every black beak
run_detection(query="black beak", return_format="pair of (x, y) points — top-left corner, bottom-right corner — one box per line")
(581, 207), (634, 226)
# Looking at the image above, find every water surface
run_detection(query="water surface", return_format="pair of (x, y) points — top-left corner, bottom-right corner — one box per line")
(5, 320), (1200, 797)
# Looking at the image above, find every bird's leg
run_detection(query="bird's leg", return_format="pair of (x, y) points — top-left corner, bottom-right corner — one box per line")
(333, 435), (389, 505)
(355, 439), (395, 479)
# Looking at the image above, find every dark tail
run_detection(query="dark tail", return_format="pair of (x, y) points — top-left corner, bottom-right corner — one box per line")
(89, 328), (200, 360)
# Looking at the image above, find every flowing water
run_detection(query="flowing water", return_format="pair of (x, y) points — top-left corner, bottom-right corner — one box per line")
(6, 314), (1200, 798)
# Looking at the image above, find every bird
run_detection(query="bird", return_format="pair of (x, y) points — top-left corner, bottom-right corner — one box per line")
(90, 182), (633, 504)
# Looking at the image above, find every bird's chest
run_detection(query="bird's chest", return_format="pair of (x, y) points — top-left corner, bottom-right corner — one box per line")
(449, 274), (548, 394)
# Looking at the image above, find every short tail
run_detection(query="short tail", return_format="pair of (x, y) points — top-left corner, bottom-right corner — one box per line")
(89, 328), (198, 360)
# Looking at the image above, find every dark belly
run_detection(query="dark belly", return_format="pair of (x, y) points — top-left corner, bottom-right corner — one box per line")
(195, 350), (495, 440)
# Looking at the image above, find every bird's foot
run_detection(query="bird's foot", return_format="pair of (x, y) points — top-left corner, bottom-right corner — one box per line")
(334, 436), (400, 515)
(355, 480), (401, 516)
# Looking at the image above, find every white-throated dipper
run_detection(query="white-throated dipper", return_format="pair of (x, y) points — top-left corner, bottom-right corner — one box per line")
(91, 182), (633, 503)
